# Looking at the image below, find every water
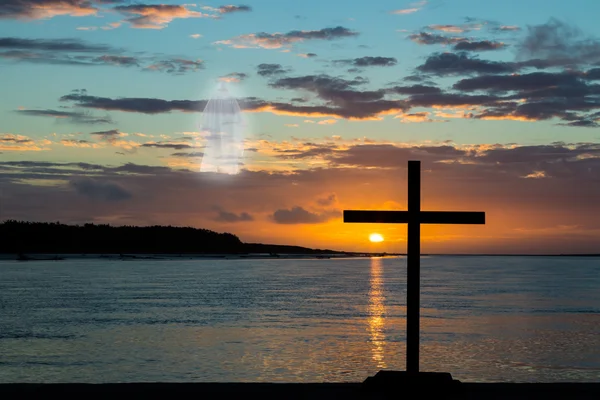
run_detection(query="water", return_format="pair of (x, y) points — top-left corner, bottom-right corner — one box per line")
(0, 256), (599, 383)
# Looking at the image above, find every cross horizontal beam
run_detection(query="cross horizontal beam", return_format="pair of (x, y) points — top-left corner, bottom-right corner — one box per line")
(343, 210), (485, 224)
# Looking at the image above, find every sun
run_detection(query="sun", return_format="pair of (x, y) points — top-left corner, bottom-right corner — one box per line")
(369, 233), (384, 243)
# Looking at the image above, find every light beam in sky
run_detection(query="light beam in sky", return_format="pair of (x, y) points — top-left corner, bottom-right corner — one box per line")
(199, 82), (246, 174)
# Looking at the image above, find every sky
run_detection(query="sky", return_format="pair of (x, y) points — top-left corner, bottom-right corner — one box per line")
(1, 0), (600, 254)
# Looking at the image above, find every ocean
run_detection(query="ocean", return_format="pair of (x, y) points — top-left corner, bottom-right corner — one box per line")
(0, 256), (599, 383)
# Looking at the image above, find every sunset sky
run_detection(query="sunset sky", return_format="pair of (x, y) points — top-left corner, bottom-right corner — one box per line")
(1, 0), (600, 254)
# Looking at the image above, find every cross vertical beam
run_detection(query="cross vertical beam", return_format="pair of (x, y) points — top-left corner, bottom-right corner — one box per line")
(407, 160), (420, 373)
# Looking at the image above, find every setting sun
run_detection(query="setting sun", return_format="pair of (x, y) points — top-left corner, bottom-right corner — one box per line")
(369, 233), (384, 243)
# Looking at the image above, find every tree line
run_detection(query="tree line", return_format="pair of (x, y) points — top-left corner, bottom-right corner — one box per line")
(0, 220), (244, 254)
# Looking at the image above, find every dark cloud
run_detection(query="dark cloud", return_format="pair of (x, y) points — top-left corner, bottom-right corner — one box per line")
(334, 56), (397, 67)
(69, 178), (132, 202)
(145, 58), (203, 74)
(387, 85), (442, 95)
(0, 0), (115, 20)
(0, 37), (112, 52)
(213, 206), (253, 222)
(517, 18), (600, 67)
(171, 152), (204, 157)
(93, 54), (139, 66)
(584, 68), (600, 80)
(407, 93), (498, 108)
(90, 129), (121, 136)
(282, 26), (358, 41)
(0, 136), (32, 143)
(272, 206), (336, 224)
(0, 37), (201, 74)
(408, 32), (464, 45)
(141, 142), (195, 150)
(15, 108), (113, 124)
(218, 5), (251, 14)
(453, 72), (582, 92)
(257, 63), (290, 76)
(417, 52), (516, 75)
(61, 93), (206, 114)
(220, 26), (358, 49)
(453, 40), (506, 52)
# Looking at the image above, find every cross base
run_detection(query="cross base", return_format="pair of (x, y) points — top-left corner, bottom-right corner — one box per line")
(362, 370), (463, 390)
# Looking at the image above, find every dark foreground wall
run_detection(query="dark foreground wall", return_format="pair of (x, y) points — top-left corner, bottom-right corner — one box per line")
(1, 383), (599, 400)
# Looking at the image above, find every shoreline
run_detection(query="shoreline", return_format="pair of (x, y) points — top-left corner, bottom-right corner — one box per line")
(1, 382), (599, 399)
(1, 253), (598, 262)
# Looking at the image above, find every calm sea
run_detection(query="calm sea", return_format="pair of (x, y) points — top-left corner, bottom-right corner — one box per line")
(0, 256), (599, 383)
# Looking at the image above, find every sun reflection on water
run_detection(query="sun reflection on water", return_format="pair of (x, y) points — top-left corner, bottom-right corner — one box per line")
(368, 257), (387, 369)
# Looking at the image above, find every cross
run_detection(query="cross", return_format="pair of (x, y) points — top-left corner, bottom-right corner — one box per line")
(343, 160), (485, 374)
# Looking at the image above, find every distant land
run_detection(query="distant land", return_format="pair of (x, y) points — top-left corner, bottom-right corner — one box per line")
(0, 220), (358, 257)
(0, 221), (597, 258)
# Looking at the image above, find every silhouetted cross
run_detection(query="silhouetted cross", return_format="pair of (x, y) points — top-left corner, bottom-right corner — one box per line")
(343, 160), (485, 373)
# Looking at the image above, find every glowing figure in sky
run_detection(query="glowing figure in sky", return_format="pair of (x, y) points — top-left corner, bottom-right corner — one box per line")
(199, 82), (245, 174)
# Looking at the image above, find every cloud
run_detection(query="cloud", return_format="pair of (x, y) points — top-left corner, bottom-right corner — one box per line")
(408, 32), (465, 46)
(334, 56), (397, 67)
(213, 206), (254, 222)
(61, 139), (101, 148)
(89, 129), (121, 137)
(391, 1), (427, 15)
(297, 53), (317, 58)
(517, 18), (600, 67)
(115, 4), (215, 29)
(0, 37), (111, 52)
(316, 193), (337, 206)
(171, 152), (204, 157)
(219, 72), (248, 82)
(190, 33), (203, 39)
(217, 5), (251, 14)
(317, 119), (337, 125)
(417, 52), (516, 75)
(426, 24), (482, 33)
(69, 177), (132, 201)
(272, 206), (337, 224)
(60, 92), (207, 114)
(387, 85), (442, 95)
(0, 0), (103, 20)
(141, 141), (196, 150)
(453, 71), (583, 92)
(453, 40), (506, 52)
(0, 133), (50, 151)
(2, 142), (600, 253)
(392, 8), (419, 15)
(16, 108), (113, 124)
(215, 26), (358, 49)
(257, 63), (290, 76)
(145, 58), (203, 74)
(93, 54), (139, 66)
(395, 111), (438, 123)
(0, 37), (201, 74)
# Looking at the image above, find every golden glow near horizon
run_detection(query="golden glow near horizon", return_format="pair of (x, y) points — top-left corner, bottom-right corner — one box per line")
(369, 233), (384, 243)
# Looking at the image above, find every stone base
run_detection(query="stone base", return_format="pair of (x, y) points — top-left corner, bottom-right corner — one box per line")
(362, 370), (463, 390)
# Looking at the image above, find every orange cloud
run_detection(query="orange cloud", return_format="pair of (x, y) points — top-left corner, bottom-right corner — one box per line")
(392, 8), (419, 14)
(6, 1), (98, 20)
(61, 139), (101, 148)
(115, 5), (216, 29)
(0, 133), (51, 151)
(317, 119), (338, 125)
